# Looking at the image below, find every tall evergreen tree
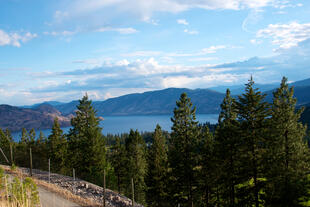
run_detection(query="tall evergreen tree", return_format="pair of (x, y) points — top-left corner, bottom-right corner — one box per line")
(125, 129), (147, 205)
(47, 118), (67, 174)
(146, 124), (169, 207)
(34, 132), (48, 171)
(214, 89), (240, 207)
(29, 128), (36, 146)
(199, 125), (216, 207)
(169, 93), (200, 207)
(67, 94), (106, 185)
(111, 136), (127, 194)
(235, 77), (270, 207)
(16, 128), (29, 167)
(21, 128), (29, 144)
(266, 77), (310, 206)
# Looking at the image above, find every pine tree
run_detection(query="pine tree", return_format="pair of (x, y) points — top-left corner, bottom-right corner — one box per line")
(146, 124), (169, 207)
(35, 132), (48, 171)
(21, 128), (29, 144)
(47, 118), (67, 174)
(266, 77), (310, 206)
(214, 89), (241, 206)
(16, 128), (29, 167)
(29, 128), (36, 146)
(235, 77), (270, 207)
(199, 125), (216, 207)
(125, 129), (147, 205)
(111, 136), (127, 194)
(67, 94), (106, 185)
(169, 93), (200, 207)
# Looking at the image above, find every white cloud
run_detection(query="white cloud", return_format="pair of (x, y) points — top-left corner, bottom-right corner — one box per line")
(168, 45), (226, 57)
(184, 29), (198, 35)
(121, 46), (227, 58)
(160, 73), (248, 88)
(43, 30), (76, 36)
(55, 0), (283, 24)
(177, 19), (189, 25)
(97, 27), (138, 34)
(256, 22), (310, 49)
(0, 30), (37, 47)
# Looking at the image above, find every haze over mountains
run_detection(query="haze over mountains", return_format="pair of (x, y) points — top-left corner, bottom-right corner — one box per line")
(1, 77), (310, 131)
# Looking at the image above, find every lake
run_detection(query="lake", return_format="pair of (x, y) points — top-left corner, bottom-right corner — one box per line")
(12, 114), (218, 141)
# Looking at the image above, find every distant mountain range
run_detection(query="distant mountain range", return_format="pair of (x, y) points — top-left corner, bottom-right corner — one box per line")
(54, 88), (225, 116)
(0, 104), (72, 132)
(1, 77), (310, 131)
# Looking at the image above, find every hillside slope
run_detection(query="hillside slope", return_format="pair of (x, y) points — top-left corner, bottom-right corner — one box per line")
(0, 104), (71, 131)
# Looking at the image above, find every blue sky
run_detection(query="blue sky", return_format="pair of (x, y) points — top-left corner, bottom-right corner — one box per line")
(0, 0), (310, 105)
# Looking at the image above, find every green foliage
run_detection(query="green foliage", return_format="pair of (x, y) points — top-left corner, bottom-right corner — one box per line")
(235, 77), (270, 207)
(198, 126), (216, 207)
(10, 163), (17, 171)
(47, 118), (68, 174)
(146, 124), (169, 207)
(9, 176), (40, 206)
(110, 136), (127, 194)
(125, 129), (147, 205)
(265, 77), (310, 206)
(214, 89), (241, 206)
(0, 166), (4, 189)
(67, 94), (106, 185)
(169, 92), (200, 206)
(0, 128), (11, 164)
(21, 128), (29, 143)
(235, 177), (267, 207)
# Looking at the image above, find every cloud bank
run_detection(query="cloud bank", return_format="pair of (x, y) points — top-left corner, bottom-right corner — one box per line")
(22, 36), (310, 104)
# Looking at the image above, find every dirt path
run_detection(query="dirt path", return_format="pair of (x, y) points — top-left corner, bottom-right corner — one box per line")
(38, 186), (81, 207)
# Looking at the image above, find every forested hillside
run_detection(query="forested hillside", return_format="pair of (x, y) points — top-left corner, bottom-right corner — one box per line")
(1, 77), (310, 206)
(0, 103), (71, 131)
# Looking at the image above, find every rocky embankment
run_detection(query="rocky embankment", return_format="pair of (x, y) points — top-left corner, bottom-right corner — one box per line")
(17, 167), (143, 207)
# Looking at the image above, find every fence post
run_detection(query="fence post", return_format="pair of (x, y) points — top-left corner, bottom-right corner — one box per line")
(10, 143), (13, 165)
(131, 178), (135, 207)
(103, 169), (106, 207)
(29, 147), (32, 177)
(48, 158), (50, 183)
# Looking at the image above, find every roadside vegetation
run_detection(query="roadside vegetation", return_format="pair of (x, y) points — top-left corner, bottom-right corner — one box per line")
(0, 166), (40, 207)
(0, 76), (310, 206)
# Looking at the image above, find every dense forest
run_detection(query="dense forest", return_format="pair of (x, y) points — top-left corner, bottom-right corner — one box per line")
(1, 77), (310, 207)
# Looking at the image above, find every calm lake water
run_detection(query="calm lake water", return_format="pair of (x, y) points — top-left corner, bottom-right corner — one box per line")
(12, 114), (218, 141)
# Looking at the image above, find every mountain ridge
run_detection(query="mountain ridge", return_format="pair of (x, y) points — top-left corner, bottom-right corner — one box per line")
(0, 103), (72, 132)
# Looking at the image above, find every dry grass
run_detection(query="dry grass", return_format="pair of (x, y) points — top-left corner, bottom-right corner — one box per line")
(2, 165), (102, 207)
(0, 171), (41, 207)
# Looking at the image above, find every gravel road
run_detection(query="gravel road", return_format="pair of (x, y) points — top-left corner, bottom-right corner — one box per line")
(38, 186), (81, 207)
